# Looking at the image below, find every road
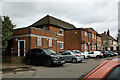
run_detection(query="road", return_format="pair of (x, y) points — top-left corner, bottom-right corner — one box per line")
(2, 56), (118, 79)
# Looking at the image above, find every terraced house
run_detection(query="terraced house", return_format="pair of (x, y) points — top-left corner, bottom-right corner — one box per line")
(6, 15), (102, 62)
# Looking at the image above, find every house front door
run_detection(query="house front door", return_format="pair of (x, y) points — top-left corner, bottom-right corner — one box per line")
(18, 40), (25, 56)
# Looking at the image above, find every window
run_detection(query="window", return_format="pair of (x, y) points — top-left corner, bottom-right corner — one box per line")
(92, 45), (94, 50)
(89, 33), (91, 37)
(81, 44), (83, 49)
(43, 26), (47, 30)
(85, 31), (87, 36)
(92, 34), (94, 39)
(95, 35), (96, 39)
(95, 45), (96, 50)
(62, 52), (71, 55)
(89, 52), (94, 54)
(85, 44), (87, 51)
(60, 42), (64, 49)
(49, 38), (52, 47)
(89, 46), (91, 50)
(105, 65), (120, 79)
(81, 31), (83, 34)
(37, 37), (42, 46)
(60, 28), (64, 35)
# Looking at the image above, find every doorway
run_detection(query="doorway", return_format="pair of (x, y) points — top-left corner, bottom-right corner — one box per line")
(18, 40), (25, 57)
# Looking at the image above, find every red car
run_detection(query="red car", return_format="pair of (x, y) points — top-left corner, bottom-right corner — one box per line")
(81, 58), (120, 80)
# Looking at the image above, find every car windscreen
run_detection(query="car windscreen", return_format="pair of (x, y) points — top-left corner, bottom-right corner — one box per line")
(43, 49), (56, 55)
(105, 65), (120, 79)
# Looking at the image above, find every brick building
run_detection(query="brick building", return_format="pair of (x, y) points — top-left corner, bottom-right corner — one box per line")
(84, 28), (102, 51)
(64, 28), (102, 52)
(9, 15), (76, 57)
(6, 15), (102, 62)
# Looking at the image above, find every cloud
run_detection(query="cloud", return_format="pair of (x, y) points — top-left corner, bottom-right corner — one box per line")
(2, 1), (118, 38)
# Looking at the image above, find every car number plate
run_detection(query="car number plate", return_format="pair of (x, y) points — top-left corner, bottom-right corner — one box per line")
(61, 61), (65, 63)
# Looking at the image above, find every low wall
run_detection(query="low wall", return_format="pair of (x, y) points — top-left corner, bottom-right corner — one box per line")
(3, 56), (25, 63)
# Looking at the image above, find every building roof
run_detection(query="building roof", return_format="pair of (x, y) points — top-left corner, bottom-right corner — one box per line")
(65, 28), (91, 33)
(100, 33), (117, 41)
(84, 28), (102, 37)
(84, 28), (98, 33)
(29, 15), (76, 29)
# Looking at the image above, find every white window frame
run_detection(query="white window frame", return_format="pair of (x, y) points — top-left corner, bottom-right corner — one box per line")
(92, 34), (94, 39)
(92, 45), (94, 50)
(60, 28), (64, 35)
(49, 38), (52, 47)
(85, 31), (87, 36)
(95, 45), (96, 50)
(37, 37), (42, 47)
(81, 44), (83, 49)
(60, 42), (64, 49)
(95, 35), (96, 39)
(89, 33), (91, 37)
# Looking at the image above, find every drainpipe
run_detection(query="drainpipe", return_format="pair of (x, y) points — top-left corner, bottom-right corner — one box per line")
(29, 27), (31, 50)
(56, 33), (57, 53)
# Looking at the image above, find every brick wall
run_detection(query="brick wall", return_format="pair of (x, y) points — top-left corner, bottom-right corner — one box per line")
(64, 30), (81, 51)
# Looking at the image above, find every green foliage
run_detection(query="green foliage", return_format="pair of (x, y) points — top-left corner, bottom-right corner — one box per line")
(2, 16), (16, 53)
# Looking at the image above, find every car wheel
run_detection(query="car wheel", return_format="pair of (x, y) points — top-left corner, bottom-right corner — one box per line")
(88, 56), (90, 58)
(72, 58), (77, 63)
(96, 56), (100, 59)
(26, 59), (31, 65)
(45, 59), (52, 67)
(79, 60), (82, 63)
(83, 56), (85, 59)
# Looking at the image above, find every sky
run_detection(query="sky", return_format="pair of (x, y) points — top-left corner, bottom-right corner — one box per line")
(1, 0), (119, 39)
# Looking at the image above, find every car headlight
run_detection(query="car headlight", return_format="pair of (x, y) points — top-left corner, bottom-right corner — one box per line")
(52, 57), (59, 61)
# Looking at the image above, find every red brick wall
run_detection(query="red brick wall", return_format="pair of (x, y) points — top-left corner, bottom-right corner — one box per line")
(14, 28), (29, 36)
(11, 36), (30, 56)
(30, 36), (57, 53)
(64, 30), (81, 51)
(85, 29), (97, 51)
(49, 26), (64, 53)
(97, 36), (102, 50)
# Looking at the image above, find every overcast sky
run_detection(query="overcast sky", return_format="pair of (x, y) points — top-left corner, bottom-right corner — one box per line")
(1, 0), (119, 39)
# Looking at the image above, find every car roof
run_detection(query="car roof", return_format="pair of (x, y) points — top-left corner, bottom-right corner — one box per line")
(82, 58), (120, 79)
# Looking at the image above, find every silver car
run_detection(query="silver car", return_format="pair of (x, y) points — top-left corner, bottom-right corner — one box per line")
(59, 51), (84, 63)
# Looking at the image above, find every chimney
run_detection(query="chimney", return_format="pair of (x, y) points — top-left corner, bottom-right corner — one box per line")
(107, 29), (110, 36)
(104, 31), (106, 34)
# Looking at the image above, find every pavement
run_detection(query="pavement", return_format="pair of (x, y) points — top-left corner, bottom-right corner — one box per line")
(2, 56), (119, 78)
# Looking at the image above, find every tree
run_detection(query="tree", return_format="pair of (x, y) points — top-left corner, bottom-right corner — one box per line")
(2, 16), (16, 55)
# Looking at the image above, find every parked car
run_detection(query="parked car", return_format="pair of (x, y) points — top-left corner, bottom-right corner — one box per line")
(100, 50), (108, 58)
(25, 48), (66, 67)
(59, 51), (84, 63)
(109, 51), (118, 56)
(73, 50), (88, 58)
(80, 58), (120, 80)
(114, 52), (118, 56)
(106, 51), (114, 57)
(87, 51), (103, 58)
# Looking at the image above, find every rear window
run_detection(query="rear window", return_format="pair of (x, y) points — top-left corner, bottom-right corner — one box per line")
(105, 65), (120, 79)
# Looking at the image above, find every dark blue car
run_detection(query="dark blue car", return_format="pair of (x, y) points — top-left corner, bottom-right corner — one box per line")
(106, 51), (114, 57)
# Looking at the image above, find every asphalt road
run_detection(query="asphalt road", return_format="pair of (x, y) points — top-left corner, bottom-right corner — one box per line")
(2, 56), (119, 78)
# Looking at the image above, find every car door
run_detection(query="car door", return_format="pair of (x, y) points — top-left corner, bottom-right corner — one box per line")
(62, 52), (72, 61)
(32, 49), (42, 64)
(88, 51), (94, 57)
